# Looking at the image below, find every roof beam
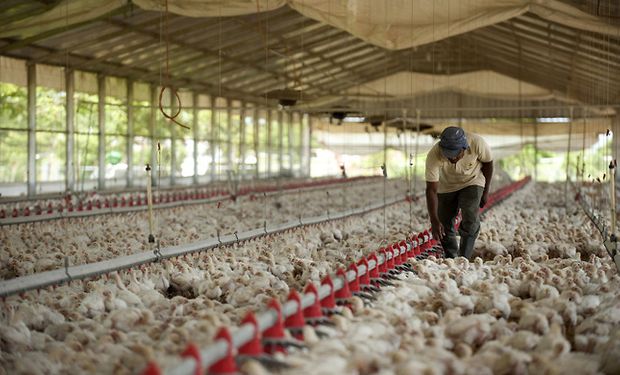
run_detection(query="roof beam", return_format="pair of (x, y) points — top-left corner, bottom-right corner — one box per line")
(473, 27), (618, 87)
(4, 43), (268, 103)
(101, 18), (335, 96)
(474, 40), (611, 103)
(0, 4), (132, 54)
(503, 21), (620, 68)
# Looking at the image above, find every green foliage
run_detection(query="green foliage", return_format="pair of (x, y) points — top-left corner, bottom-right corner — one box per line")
(0, 130), (28, 183)
(359, 148), (425, 178)
(499, 144), (536, 180)
(196, 108), (212, 140)
(36, 86), (66, 131)
(105, 100), (128, 135)
(500, 140), (613, 182)
(0, 81), (304, 189)
(132, 102), (151, 136)
(0, 83), (27, 129)
(0, 84), (28, 182)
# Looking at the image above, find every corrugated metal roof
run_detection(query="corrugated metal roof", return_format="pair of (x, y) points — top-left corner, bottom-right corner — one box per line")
(0, 1), (617, 120)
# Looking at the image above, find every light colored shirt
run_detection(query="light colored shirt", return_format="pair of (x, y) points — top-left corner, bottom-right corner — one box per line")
(425, 132), (492, 193)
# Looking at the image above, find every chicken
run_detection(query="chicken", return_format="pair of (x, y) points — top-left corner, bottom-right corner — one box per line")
(2, 179), (619, 375)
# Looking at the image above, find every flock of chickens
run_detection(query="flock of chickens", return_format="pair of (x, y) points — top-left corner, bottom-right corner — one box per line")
(1, 177), (619, 374)
(280, 183), (619, 375)
(0, 179), (405, 279)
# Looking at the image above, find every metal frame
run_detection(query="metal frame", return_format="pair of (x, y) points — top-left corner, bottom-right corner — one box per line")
(253, 107), (260, 178)
(299, 113), (306, 176)
(267, 109), (272, 177)
(2, 3), (617, 111)
(3, 63), (310, 197)
(2, 1), (619, 196)
(27, 62), (36, 197)
(170, 90), (177, 186)
(97, 74), (105, 190)
(65, 69), (75, 192)
(226, 98), (233, 172)
(239, 102), (247, 179)
(126, 79), (134, 187)
(192, 92), (199, 184)
(306, 115), (312, 176)
(149, 84), (157, 186)
(209, 96), (216, 182)
(278, 110), (283, 175)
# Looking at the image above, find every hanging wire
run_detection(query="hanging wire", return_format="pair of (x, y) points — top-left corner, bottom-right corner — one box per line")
(64, 0), (71, 196)
(413, 109), (421, 194)
(157, 141), (162, 194)
(406, 42), (414, 231)
(565, 107), (574, 208)
(382, 1), (388, 244)
(581, 108), (586, 183)
(217, 4), (223, 182)
(158, 0), (189, 130)
(516, 31), (525, 179)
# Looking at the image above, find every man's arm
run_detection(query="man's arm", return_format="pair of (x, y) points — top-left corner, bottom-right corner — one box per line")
(426, 181), (445, 240)
(480, 161), (494, 208)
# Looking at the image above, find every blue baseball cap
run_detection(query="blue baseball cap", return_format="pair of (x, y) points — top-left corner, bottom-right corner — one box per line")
(439, 127), (468, 159)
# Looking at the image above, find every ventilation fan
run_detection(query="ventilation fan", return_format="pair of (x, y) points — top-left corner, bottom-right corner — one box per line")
(330, 111), (348, 125)
(305, 105), (364, 125)
(366, 115), (384, 127)
(264, 89), (302, 108)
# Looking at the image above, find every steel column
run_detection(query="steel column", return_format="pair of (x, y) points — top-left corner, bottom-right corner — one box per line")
(278, 111), (283, 175)
(306, 115), (312, 177)
(267, 110), (272, 177)
(65, 69), (75, 193)
(253, 108), (259, 179)
(565, 107), (573, 208)
(192, 93), (199, 185)
(413, 110), (421, 195)
(170, 92), (177, 186)
(288, 112), (294, 174)
(97, 74), (105, 190)
(209, 96), (216, 182)
(149, 85), (157, 187)
(534, 116), (538, 181)
(126, 80), (134, 187)
(27, 63), (36, 197)
(239, 103), (247, 180)
(298, 112), (303, 177)
(226, 99), (233, 173)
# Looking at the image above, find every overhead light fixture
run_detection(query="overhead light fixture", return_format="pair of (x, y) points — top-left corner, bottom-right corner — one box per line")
(265, 89), (302, 109)
(537, 117), (570, 123)
(343, 116), (365, 123)
(330, 111), (348, 125)
(366, 115), (384, 127)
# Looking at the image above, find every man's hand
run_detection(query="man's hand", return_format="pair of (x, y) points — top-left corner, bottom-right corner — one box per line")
(479, 191), (489, 208)
(431, 218), (445, 241)
(480, 161), (493, 208)
(426, 181), (444, 241)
